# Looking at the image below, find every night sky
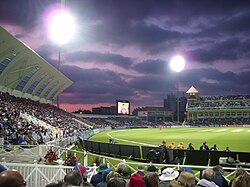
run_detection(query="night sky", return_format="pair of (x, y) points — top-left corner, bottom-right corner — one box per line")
(1, 0), (250, 112)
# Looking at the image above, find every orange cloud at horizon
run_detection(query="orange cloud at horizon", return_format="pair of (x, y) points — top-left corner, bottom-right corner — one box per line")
(58, 103), (112, 112)
(55, 103), (138, 113)
(57, 104), (93, 112)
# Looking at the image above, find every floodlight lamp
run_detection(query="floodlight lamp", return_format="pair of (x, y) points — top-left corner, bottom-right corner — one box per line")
(170, 55), (185, 72)
(50, 12), (75, 45)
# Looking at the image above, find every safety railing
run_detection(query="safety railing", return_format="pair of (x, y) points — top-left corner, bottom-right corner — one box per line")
(2, 151), (250, 187)
(0, 136), (78, 163)
(1, 161), (94, 187)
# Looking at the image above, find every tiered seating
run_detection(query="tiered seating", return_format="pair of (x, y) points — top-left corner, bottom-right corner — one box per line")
(0, 92), (90, 146)
(188, 95), (250, 110)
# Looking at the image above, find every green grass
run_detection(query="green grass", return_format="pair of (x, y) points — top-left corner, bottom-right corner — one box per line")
(89, 127), (250, 152)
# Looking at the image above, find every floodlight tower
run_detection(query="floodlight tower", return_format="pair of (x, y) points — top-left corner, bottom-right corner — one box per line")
(49, 6), (75, 108)
(169, 55), (185, 124)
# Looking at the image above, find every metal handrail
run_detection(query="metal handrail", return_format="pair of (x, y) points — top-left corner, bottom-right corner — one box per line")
(2, 151), (249, 187)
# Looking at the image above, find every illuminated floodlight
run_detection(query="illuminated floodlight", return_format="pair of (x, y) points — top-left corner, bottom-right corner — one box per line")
(169, 55), (185, 123)
(169, 55), (185, 72)
(47, 7), (75, 108)
(49, 11), (75, 45)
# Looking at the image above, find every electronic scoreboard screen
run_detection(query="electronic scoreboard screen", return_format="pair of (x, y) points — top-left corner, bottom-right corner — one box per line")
(117, 100), (130, 115)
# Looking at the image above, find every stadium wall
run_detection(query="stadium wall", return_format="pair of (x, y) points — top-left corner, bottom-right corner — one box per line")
(82, 140), (250, 167)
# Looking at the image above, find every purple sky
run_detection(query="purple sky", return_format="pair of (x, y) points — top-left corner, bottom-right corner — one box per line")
(1, 0), (250, 112)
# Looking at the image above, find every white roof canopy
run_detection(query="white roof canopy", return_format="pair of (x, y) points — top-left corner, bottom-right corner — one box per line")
(186, 86), (199, 94)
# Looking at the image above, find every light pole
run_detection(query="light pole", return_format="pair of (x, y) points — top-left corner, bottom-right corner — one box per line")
(169, 55), (185, 124)
(57, 43), (61, 108)
(49, 6), (75, 108)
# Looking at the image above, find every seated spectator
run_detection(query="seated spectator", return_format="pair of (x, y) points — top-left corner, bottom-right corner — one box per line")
(96, 168), (112, 187)
(116, 161), (126, 175)
(169, 142), (176, 149)
(45, 181), (68, 187)
(159, 168), (179, 187)
(160, 166), (168, 175)
(170, 171), (198, 187)
(179, 167), (194, 174)
(231, 169), (250, 187)
(197, 168), (218, 187)
(17, 134), (27, 145)
(64, 170), (83, 186)
(223, 147), (231, 152)
(109, 138), (114, 144)
(127, 173), (144, 187)
(199, 141), (209, 151)
(211, 144), (218, 151)
(213, 165), (228, 187)
(145, 172), (159, 187)
(187, 142), (195, 150)
(90, 163), (109, 187)
(177, 142), (184, 149)
(73, 164), (88, 182)
(229, 168), (250, 187)
(65, 152), (77, 166)
(0, 169), (26, 187)
(135, 164), (145, 177)
(147, 165), (159, 173)
(44, 149), (59, 163)
(159, 140), (168, 148)
(82, 181), (94, 186)
(93, 157), (102, 166)
(107, 177), (126, 187)
(26, 131), (37, 145)
(120, 166), (132, 183)
(106, 171), (122, 182)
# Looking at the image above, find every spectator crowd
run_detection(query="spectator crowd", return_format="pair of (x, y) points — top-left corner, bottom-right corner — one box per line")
(0, 92), (92, 147)
(1, 161), (250, 187)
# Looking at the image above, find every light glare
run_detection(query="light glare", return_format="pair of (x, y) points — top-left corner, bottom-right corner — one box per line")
(50, 12), (75, 45)
(170, 55), (185, 72)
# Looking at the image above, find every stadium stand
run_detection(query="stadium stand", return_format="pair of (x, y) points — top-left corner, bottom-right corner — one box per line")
(186, 86), (250, 126)
(0, 26), (72, 104)
(0, 91), (92, 147)
(80, 117), (150, 129)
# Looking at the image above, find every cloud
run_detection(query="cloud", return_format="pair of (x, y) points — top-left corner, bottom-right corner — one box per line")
(133, 59), (169, 74)
(65, 51), (134, 68)
(188, 38), (245, 64)
(60, 65), (133, 104)
(0, 0), (51, 30)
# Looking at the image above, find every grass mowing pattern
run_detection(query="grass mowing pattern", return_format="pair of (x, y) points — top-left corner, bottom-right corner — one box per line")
(89, 127), (250, 152)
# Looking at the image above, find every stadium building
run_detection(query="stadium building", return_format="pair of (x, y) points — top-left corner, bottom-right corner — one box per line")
(92, 106), (116, 115)
(186, 86), (250, 125)
(164, 93), (187, 122)
(0, 26), (72, 104)
(133, 106), (173, 122)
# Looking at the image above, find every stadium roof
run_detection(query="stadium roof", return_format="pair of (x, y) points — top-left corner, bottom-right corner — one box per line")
(0, 26), (72, 103)
(186, 86), (199, 94)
